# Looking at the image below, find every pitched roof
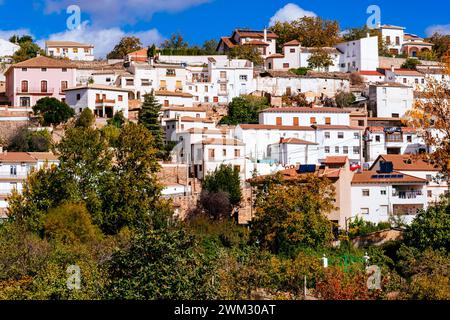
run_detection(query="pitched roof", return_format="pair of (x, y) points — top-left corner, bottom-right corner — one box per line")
(313, 125), (365, 130)
(283, 40), (301, 46)
(235, 29), (278, 39)
(185, 128), (228, 134)
(155, 90), (193, 98)
(279, 137), (318, 145)
(166, 116), (214, 123)
(323, 156), (348, 165)
(371, 154), (440, 171)
(366, 126), (417, 133)
(249, 165), (342, 183)
(45, 40), (93, 48)
(0, 152), (37, 163)
(260, 107), (351, 114)
(219, 37), (237, 49)
(161, 106), (207, 112)
(357, 70), (384, 76)
(389, 68), (424, 77)
(8, 56), (76, 70)
(380, 24), (405, 30)
(352, 170), (427, 184)
(28, 152), (59, 161)
(267, 53), (284, 58)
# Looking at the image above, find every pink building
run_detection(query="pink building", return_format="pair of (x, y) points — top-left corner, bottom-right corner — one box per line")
(5, 55), (76, 107)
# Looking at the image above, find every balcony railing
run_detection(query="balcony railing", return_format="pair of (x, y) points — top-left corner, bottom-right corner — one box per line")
(95, 99), (116, 104)
(385, 134), (403, 142)
(16, 87), (55, 94)
(217, 78), (228, 83)
(392, 190), (423, 199)
(218, 91), (228, 96)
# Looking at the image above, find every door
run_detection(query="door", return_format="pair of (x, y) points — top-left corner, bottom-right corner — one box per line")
(276, 117), (282, 126)
(293, 117), (299, 126)
(380, 205), (389, 218)
(41, 80), (48, 93)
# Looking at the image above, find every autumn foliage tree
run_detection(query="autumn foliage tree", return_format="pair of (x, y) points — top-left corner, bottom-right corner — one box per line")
(406, 49), (450, 179)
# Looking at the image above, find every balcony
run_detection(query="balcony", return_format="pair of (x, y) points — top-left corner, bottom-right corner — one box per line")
(217, 78), (228, 83)
(16, 87), (54, 95)
(218, 91), (228, 96)
(385, 134), (403, 143)
(95, 98), (116, 106)
(392, 190), (423, 199)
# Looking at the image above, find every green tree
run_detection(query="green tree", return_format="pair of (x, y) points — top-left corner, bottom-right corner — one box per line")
(427, 32), (450, 59)
(334, 91), (356, 108)
(147, 44), (157, 59)
(10, 35), (45, 63)
(107, 36), (143, 59)
(8, 128), (52, 152)
(202, 39), (219, 54)
(107, 111), (126, 128)
(32, 97), (75, 126)
(250, 174), (335, 253)
(228, 45), (263, 65)
(75, 108), (95, 128)
(201, 164), (242, 219)
(161, 33), (189, 49)
(42, 202), (102, 244)
(403, 199), (450, 252)
(138, 94), (165, 157)
(220, 95), (269, 125)
(307, 48), (334, 70)
(401, 58), (422, 70)
(105, 227), (216, 299)
(270, 16), (340, 50)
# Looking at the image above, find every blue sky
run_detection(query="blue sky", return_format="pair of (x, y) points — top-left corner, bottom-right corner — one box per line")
(0, 0), (449, 57)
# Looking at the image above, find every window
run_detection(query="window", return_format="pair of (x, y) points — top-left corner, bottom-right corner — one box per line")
(141, 79), (150, 86)
(338, 132), (344, 139)
(10, 165), (17, 176)
(392, 113), (399, 118)
(234, 149), (240, 157)
(222, 149), (227, 156)
(310, 117), (316, 124)
(403, 78), (407, 84)
(361, 208), (369, 215)
(62, 68), (67, 72)
(118, 95), (123, 102)
(84, 48), (89, 53)
(335, 146), (339, 153)
(382, 87), (387, 94)
(353, 146), (360, 154)
(204, 96), (209, 103)
(126, 79), (134, 86)
(22, 68), (27, 71)
(76, 94), (81, 100)
(325, 132), (330, 139)
(220, 83), (227, 92)
(386, 36), (391, 44)
(362, 189), (370, 197)
(406, 135), (412, 143)
(106, 77), (112, 82)
(283, 63), (290, 68)
(415, 78), (419, 84)
(20, 97), (30, 107)
(208, 149), (215, 160)
(239, 75), (248, 81)
(41, 80), (48, 93)
(234, 165), (241, 172)
(381, 190), (386, 195)
(213, 96), (218, 103)
(72, 48), (78, 53)
(176, 80), (182, 90)
(426, 174), (433, 181)
(164, 100), (169, 107)
(21, 80), (28, 93)
(61, 81), (68, 91)
(358, 120), (364, 126)
(41, 68), (47, 72)
(159, 80), (166, 89)
(343, 146), (348, 154)
(204, 85), (208, 92)
(354, 132), (359, 139)
(421, 78), (425, 84)
(396, 36), (400, 45)
(375, 135), (380, 142)
(325, 117), (331, 125)
(220, 71), (226, 79)
(325, 146), (330, 153)
(289, 48), (295, 53)
(166, 69), (176, 76)
(293, 117), (299, 126)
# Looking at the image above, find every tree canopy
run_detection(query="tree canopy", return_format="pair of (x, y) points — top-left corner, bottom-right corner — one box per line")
(107, 36), (143, 59)
(32, 97), (75, 126)
(10, 35), (45, 63)
(228, 45), (263, 65)
(220, 95), (269, 125)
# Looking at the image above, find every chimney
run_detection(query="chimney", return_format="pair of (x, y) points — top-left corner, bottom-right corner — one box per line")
(376, 22), (381, 29)
(263, 28), (267, 42)
(366, 32), (370, 38)
(390, 65), (395, 73)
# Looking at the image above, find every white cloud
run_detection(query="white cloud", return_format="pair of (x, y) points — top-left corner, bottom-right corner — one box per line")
(0, 28), (34, 41)
(269, 3), (316, 26)
(425, 24), (450, 36)
(38, 21), (164, 59)
(43, 0), (209, 27)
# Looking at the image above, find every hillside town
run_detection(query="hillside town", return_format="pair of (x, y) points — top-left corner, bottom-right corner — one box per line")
(1, 23), (448, 227)
(0, 8), (449, 301)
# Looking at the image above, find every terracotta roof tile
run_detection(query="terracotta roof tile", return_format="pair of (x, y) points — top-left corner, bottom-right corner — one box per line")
(280, 137), (318, 145)
(352, 170), (427, 184)
(155, 90), (193, 98)
(239, 124), (315, 130)
(260, 107), (351, 114)
(371, 155), (440, 171)
(9, 56), (76, 70)
(198, 138), (244, 146)
(0, 152), (37, 163)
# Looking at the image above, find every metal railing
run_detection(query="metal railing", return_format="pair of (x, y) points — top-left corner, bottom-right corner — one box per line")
(392, 190), (423, 199)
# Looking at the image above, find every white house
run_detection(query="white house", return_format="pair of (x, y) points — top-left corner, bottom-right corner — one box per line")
(258, 107), (351, 126)
(64, 84), (131, 118)
(164, 117), (216, 142)
(368, 82), (414, 118)
(45, 41), (95, 61)
(383, 67), (426, 90)
(160, 106), (207, 126)
(267, 137), (319, 166)
(355, 70), (385, 84)
(364, 126), (428, 163)
(0, 38), (20, 63)
(376, 24), (405, 55)
(155, 90), (194, 107)
(217, 29), (278, 59)
(335, 35), (379, 72)
(351, 167), (428, 225)
(0, 152), (58, 218)
(370, 154), (449, 205)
